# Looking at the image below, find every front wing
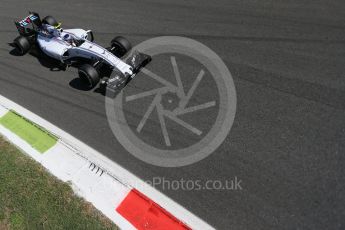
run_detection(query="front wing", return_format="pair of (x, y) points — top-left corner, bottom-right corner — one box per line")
(104, 51), (152, 97)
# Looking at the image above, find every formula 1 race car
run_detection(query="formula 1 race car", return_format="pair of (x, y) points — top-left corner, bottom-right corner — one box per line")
(12, 12), (151, 96)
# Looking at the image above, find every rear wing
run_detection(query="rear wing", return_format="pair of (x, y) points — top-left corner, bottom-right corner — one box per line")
(14, 12), (42, 36)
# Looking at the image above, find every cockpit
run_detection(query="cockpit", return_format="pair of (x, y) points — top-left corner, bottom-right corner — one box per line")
(62, 33), (84, 47)
(40, 24), (84, 47)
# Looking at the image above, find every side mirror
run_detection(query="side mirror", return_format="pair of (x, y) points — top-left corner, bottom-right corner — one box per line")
(85, 30), (94, 42)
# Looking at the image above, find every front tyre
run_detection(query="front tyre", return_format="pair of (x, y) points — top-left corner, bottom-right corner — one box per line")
(13, 36), (31, 55)
(110, 36), (131, 58)
(42, 16), (59, 27)
(78, 64), (100, 89)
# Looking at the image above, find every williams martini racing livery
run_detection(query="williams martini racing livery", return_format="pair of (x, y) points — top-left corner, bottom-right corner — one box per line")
(12, 12), (151, 96)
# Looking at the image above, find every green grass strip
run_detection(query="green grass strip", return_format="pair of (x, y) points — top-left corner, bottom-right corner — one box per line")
(0, 111), (57, 153)
(0, 137), (118, 229)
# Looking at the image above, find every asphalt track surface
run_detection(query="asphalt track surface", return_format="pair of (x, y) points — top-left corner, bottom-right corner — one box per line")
(1, 1), (345, 229)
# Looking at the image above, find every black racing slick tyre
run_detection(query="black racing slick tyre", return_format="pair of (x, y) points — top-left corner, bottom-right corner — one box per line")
(110, 36), (132, 58)
(78, 64), (100, 89)
(42, 16), (59, 27)
(13, 36), (31, 55)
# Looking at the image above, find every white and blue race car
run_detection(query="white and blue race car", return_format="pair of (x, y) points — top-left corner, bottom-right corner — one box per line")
(13, 12), (151, 96)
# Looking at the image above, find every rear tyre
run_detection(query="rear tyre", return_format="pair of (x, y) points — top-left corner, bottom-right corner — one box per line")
(13, 36), (31, 55)
(78, 64), (100, 89)
(110, 36), (131, 58)
(42, 16), (58, 27)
